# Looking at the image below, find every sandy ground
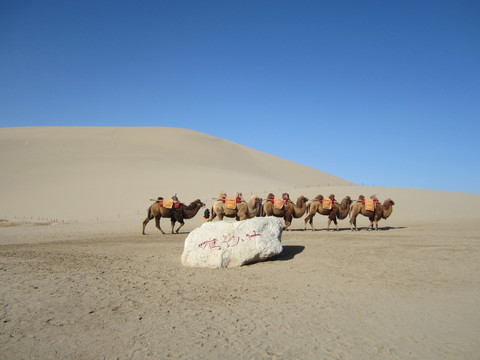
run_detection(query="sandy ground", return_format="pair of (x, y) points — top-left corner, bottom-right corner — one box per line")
(1, 201), (480, 359)
(1, 127), (480, 359)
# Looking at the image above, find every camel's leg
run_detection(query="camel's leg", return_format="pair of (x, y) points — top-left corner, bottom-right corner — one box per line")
(175, 222), (184, 234)
(350, 215), (358, 231)
(142, 217), (150, 235)
(328, 218), (339, 231)
(367, 219), (374, 230)
(155, 216), (165, 234)
(142, 209), (156, 234)
(304, 213), (315, 231)
(327, 211), (339, 231)
(172, 212), (184, 233)
(284, 215), (293, 231)
(333, 218), (339, 231)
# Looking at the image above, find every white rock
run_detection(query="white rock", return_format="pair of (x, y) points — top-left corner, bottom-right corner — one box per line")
(181, 217), (283, 268)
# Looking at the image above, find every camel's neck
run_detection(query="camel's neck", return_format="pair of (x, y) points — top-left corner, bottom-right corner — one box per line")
(336, 200), (351, 220)
(248, 199), (260, 214)
(382, 202), (393, 219)
(183, 203), (202, 219)
(293, 201), (307, 218)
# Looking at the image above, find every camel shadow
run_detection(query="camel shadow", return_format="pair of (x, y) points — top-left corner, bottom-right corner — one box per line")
(268, 245), (305, 262)
(376, 226), (407, 231)
(355, 226), (407, 231)
(308, 227), (352, 232)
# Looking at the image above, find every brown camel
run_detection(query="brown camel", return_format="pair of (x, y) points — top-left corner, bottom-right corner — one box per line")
(303, 194), (335, 230)
(142, 199), (205, 234)
(208, 194), (262, 221)
(304, 195), (352, 231)
(349, 195), (395, 231)
(170, 199), (205, 233)
(261, 195), (309, 230)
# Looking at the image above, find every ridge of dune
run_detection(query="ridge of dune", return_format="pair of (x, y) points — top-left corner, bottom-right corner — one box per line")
(0, 126), (354, 221)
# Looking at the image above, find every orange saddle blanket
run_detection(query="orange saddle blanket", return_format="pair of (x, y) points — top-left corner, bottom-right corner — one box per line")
(274, 198), (284, 210)
(225, 198), (237, 210)
(322, 198), (333, 210)
(364, 199), (375, 211)
(162, 200), (174, 209)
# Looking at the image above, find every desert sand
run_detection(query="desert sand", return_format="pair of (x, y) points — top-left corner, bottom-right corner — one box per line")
(1, 127), (479, 359)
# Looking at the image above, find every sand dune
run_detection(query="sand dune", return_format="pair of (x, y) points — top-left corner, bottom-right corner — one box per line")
(1, 127), (480, 359)
(0, 127), (353, 221)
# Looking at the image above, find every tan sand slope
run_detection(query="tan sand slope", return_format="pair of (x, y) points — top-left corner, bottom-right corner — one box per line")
(0, 127), (353, 221)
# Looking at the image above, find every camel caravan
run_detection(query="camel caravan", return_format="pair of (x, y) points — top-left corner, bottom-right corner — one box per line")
(142, 193), (394, 234)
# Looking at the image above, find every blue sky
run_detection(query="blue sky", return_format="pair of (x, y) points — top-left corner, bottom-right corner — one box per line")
(1, 1), (479, 193)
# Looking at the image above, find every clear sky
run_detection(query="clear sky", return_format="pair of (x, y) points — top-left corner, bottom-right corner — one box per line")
(1, 1), (479, 193)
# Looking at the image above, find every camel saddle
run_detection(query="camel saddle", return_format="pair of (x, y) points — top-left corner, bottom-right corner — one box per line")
(322, 198), (333, 210)
(162, 199), (174, 209)
(363, 199), (376, 211)
(225, 197), (237, 210)
(274, 198), (285, 210)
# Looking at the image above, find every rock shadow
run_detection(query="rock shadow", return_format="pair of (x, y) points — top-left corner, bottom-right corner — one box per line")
(269, 245), (305, 262)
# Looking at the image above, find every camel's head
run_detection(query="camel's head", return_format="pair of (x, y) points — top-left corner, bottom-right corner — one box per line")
(266, 193), (275, 199)
(314, 194), (324, 201)
(249, 195), (262, 205)
(328, 194), (335, 200)
(218, 192), (227, 198)
(343, 196), (352, 204)
(382, 198), (394, 219)
(357, 195), (365, 201)
(194, 199), (206, 207)
(384, 198), (395, 206)
(297, 195), (309, 203)
(235, 192), (243, 199)
(370, 195), (378, 200)
(282, 192), (290, 200)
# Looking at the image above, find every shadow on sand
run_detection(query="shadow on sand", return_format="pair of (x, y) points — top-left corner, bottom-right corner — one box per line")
(351, 226), (407, 231)
(304, 226), (407, 232)
(269, 245), (305, 262)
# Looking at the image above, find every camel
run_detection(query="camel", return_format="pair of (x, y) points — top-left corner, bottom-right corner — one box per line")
(208, 194), (262, 221)
(142, 199), (205, 234)
(170, 199), (205, 233)
(349, 195), (395, 231)
(304, 195), (352, 231)
(259, 192), (290, 215)
(261, 195), (309, 230)
(303, 195), (335, 230)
